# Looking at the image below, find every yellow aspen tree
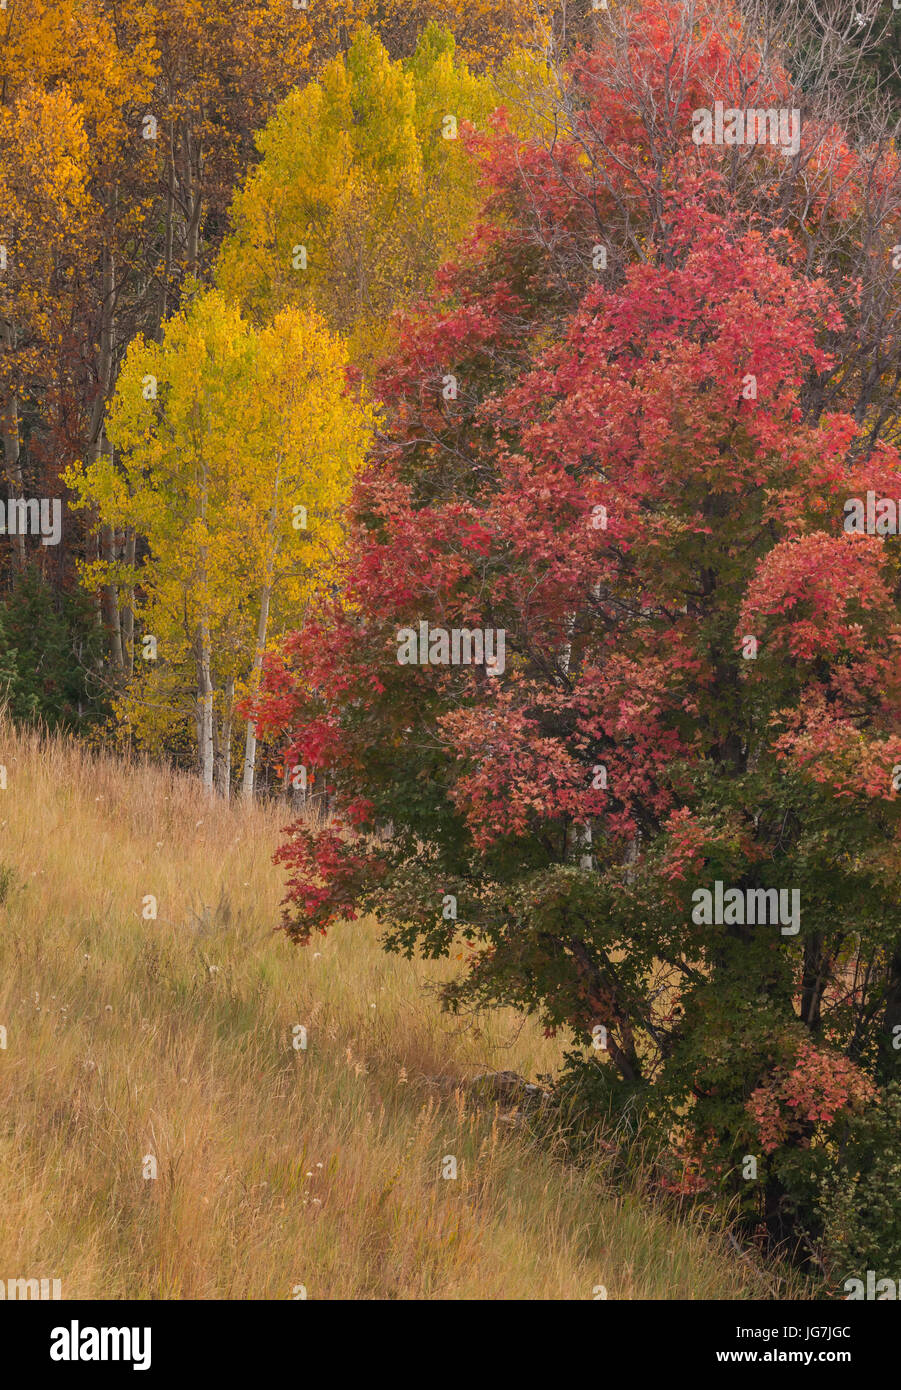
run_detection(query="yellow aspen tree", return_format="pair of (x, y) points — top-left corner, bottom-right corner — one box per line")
(64, 291), (374, 793)
(216, 24), (504, 375)
(305, 0), (540, 70)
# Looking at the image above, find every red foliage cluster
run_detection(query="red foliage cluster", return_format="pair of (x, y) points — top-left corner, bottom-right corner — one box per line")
(747, 1041), (877, 1154)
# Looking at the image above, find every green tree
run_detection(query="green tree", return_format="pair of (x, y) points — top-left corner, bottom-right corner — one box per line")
(0, 567), (106, 729)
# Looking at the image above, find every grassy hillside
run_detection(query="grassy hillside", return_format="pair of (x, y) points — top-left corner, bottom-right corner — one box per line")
(0, 719), (785, 1299)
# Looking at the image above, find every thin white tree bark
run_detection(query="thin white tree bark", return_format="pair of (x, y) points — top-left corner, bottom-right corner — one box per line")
(241, 581), (271, 800)
(197, 617), (215, 793)
(215, 677), (234, 800)
(241, 460), (282, 801)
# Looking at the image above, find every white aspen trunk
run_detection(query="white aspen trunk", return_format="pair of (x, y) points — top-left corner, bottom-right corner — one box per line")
(216, 677), (234, 801)
(241, 582), (271, 800)
(242, 461), (282, 801)
(197, 618), (214, 792)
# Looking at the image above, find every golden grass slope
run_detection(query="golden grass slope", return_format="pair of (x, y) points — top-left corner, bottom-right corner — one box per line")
(0, 718), (780, 1299)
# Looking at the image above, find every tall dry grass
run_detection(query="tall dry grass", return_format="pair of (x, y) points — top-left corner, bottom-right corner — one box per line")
(0, 718), (785, 1298)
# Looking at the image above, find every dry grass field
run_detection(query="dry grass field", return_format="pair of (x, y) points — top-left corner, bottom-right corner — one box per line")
(0, 718), (789, 1299)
